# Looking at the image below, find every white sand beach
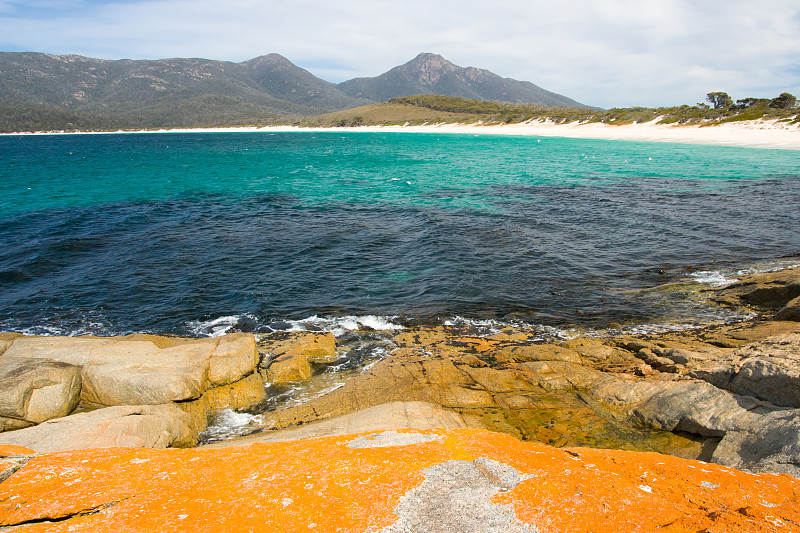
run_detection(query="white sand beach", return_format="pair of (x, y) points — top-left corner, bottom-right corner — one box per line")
(7, 118), (800, 150)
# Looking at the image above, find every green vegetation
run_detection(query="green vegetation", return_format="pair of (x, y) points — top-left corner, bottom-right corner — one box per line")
(301, 93), (799, 128)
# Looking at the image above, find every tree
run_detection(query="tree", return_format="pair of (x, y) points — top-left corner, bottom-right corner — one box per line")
(706, 92), (733, 109)
(736, 97), (770, 108)
(769, 92), (797, 109)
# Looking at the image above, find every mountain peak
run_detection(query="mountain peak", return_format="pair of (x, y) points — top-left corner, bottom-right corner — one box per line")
(410, 52), (447, 63)
(400, 53), (457, 84)
(242, 53), (294, 68)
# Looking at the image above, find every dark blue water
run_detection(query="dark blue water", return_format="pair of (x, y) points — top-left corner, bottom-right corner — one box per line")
(1, 132), (799, 336)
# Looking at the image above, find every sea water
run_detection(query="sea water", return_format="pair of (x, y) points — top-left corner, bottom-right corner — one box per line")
(1, 131), (799, 337)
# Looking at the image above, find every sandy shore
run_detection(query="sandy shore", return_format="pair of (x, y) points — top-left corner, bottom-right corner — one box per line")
(6, 118), (800, 150)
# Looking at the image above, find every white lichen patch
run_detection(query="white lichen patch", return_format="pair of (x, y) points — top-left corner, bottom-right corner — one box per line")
(379, 458), (538, 533)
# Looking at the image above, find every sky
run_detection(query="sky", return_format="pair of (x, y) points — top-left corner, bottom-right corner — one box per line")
(0, 0), (798, 109)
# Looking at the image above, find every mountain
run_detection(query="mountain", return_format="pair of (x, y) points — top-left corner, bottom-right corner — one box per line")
(0, 52), (369, 131)
(0, 51), (592, 132)
(241, 54), (362, 110)
(337, 53), (589, 108)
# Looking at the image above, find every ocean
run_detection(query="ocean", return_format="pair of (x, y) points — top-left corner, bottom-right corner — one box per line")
(2, 131), (799, 338)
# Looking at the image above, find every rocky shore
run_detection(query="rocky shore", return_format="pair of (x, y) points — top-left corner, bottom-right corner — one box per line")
(1, 266), (799, 531)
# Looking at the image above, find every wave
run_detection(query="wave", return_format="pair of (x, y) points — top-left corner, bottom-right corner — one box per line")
(686, 258), (800, 288)
(185, 313), (406, 338)
(280, 314), (405, 337)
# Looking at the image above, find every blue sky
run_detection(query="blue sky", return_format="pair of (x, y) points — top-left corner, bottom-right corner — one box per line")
(1, 0), (798, 109)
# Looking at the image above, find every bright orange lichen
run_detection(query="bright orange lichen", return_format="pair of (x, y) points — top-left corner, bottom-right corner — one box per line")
(0, 445), (35, 456)
(0, 428), (798, 532)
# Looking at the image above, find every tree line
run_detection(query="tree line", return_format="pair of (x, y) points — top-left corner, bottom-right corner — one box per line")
(704, 92), (797, 110)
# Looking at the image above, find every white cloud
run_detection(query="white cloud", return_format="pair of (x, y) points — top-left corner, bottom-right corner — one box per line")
(0, 0), (798, 108)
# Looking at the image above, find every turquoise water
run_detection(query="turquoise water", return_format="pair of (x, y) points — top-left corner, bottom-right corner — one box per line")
(1, 131), (799, 335)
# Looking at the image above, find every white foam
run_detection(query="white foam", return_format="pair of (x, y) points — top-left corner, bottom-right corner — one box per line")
(186, 314), (251, 337)
(443, 316), (578, 340)
(198, 408), (264, 443)
(688, 270), (738, 287)
(281, 314), (404, 337)
(688, 260), (800, 288)
(736, 262), (800, 276)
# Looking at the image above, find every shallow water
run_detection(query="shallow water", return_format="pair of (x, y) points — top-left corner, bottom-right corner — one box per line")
(1, 131), (799, 337)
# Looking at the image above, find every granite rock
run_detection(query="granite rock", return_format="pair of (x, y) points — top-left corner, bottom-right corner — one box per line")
(0, 404), (196, 452)
(2, 333), (260, 406)
(0, 357), (81, 425)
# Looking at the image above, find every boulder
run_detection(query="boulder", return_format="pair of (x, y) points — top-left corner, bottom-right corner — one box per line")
(1, 333), (261, 406)
(176, 372), (269, 436)
(207, 333), (260, 386)
(0, 404), (196, 452)
(776, 295), (800, 321)
(0, 357), (81, 426)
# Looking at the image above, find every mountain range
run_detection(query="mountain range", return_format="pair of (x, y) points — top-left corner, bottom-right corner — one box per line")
(0, 51), (591, 132)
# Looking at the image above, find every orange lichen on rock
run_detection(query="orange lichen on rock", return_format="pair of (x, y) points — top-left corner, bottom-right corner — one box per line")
(1, 428), (798, 533)
(0, 445), (34, 456)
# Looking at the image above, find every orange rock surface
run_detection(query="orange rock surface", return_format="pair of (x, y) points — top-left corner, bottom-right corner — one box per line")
(0, 429), (798, 532)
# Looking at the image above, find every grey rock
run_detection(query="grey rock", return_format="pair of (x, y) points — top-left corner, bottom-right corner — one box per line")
(691, 334), (800, 408)
(616, 379), (800, 477)
(631, 381), (761, 438)
(711, 410), (800, 477)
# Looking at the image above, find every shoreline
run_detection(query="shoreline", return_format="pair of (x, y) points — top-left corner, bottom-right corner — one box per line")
(2, 118), (800, 150)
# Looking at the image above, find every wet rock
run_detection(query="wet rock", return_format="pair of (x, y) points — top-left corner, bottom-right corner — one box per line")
(776, 295), (800, 321)
(265, 349), (311, 383)
(1, 429), (798, 533)
(713, 267), (800, 310)
(0, 404), (196, 452)
(261, 331), (337, 384)
(0, 357), (81, 426)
